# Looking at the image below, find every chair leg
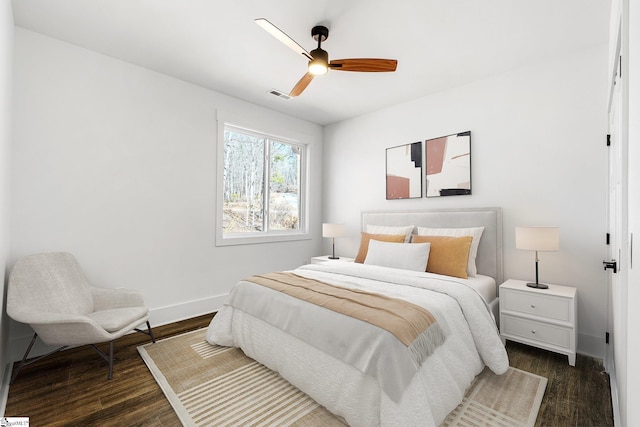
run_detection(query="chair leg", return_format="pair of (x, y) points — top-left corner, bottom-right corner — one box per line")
(87, 320), (155, 381)
(134, 320), (156, 344)
(10, 333), (37, 385)
(108, 341), (114, 380)
(92, 319), (155, 381)
(10, 333), (67, 384)
(147, 321), (156, 343)
(89, 342), (114, 380)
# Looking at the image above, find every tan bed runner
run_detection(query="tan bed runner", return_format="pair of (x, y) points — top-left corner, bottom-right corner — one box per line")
(247, 271), (444, 354)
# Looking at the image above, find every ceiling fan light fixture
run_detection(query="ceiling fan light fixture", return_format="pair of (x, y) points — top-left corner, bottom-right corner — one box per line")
(308, 60), (328, 75)
(308, 48), (329, 75)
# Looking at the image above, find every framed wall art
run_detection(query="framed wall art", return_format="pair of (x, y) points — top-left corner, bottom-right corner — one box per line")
(425, 131), (471, 197)
(385, 141), (422, 199)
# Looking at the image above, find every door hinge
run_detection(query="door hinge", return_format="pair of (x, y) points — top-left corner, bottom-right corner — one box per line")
(606, 332), (610, 344)
(607, 134), (611, 146)
(606, 233), (610, 245)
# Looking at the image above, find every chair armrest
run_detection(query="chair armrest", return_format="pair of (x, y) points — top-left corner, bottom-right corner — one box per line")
(91, 287), (146, 311)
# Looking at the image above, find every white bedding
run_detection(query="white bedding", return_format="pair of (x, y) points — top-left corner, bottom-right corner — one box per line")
(207, 262), (509, 427)
(464, 274), (496, 304)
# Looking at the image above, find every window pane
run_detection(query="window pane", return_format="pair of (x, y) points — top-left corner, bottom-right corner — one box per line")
(223, 130), (265, 233)
(269, 141), (301, 231)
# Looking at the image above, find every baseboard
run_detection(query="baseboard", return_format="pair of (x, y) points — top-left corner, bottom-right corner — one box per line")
(577, 332), (605, 360)
(148, 293), (226, 328)
(0, 362), (11, 416)
(7, 293), (228, 362)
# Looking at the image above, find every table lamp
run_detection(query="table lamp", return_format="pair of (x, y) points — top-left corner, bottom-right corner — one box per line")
(515, 226), (559, 289)
(322, 223), (345, 259)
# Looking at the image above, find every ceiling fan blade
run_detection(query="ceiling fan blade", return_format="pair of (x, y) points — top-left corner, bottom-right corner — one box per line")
(290, 73), (314, 97)
(329, 58), (398, 72)
(255, 18), (313, 61)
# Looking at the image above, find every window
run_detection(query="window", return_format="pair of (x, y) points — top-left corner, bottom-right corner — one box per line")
(220, 124), (307, 244)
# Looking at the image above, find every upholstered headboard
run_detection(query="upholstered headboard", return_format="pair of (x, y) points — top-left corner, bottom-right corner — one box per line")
(361, 208), (503, 284)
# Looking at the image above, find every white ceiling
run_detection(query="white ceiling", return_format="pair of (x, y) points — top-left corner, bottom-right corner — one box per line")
(11, 0), (611, 125)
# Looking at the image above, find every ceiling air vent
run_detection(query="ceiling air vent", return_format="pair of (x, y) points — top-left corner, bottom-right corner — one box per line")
(268, 89), (292, 100)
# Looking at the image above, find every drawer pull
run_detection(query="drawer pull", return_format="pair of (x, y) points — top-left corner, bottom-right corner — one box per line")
(531, 330), (536, 334)
(530, 304), (536, 308)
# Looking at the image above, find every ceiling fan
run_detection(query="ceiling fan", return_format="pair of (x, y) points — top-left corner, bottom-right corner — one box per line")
(255, 18), (398, 97)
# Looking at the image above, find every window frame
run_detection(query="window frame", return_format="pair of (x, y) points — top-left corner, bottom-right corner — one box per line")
(216, 119), (310, 247)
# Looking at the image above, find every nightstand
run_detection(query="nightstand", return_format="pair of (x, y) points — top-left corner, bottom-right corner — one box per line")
(499, 279), (577, 366)
(310, 255), (355, 264)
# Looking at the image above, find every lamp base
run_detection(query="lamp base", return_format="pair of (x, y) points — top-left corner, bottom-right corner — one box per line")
(526, 282), (549, 289)
(328, 256), (340, 260)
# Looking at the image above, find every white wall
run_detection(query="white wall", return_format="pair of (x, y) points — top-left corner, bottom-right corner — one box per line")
(9, 28), (323, 359)
(324, 46), (609, 358)
(0, 0), (13, 394)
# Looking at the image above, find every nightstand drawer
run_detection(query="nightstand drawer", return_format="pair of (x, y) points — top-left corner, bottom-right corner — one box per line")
(501, 314), (571, 348)
(501, 289), (570, 322)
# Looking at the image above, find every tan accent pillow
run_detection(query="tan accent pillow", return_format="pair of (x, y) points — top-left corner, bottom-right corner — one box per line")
(411, 235), (473, 279)
(354, 232), (406, 263)
(416, 227), (484, 277)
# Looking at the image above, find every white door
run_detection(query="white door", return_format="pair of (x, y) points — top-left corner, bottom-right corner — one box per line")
(606, 51), (626, 426)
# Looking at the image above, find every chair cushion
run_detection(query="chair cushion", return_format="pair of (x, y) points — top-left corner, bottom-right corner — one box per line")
(87, 307), (149, 333)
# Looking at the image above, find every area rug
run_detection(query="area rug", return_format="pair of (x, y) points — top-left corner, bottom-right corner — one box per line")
(138, 329), (547, 427)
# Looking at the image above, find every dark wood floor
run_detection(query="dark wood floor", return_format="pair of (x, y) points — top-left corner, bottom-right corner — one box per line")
(4, 314), (214, 427)
(5, 313), (614, 426)
(508, 341), (613, 427)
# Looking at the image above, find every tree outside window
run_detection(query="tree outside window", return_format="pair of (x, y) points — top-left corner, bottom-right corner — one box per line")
(223, 126), (304, 236)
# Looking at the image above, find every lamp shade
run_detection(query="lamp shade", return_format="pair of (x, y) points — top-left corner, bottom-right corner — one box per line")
(515, 226), (559, 251)
(322, 223), (345, 238)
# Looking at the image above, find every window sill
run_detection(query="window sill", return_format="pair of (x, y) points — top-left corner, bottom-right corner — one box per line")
(216, 231), (311, 247)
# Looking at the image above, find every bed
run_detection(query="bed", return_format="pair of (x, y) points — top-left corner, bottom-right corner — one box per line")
(207, 208), (509, 426)
(359, 208), (503, 322)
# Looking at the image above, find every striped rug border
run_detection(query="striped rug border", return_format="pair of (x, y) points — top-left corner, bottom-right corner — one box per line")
(138, 329), (203, 425)
(138, 329), (325, 427)
(139, 329), (547, 427)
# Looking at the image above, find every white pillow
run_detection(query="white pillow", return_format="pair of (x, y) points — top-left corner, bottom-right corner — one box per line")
(416, 226), (484, 277)
(364, 240), (430, 272)
(366, 224), (415, 242)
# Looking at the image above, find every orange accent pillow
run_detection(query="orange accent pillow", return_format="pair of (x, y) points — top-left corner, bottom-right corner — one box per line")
(354, 232), (406, 263)
(411, 235), (473, 278)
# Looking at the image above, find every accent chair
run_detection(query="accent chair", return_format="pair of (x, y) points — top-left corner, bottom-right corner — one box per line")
(7, 252), (155, 383)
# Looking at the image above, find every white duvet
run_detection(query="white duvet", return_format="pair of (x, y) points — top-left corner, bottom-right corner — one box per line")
(207, 262), (509, 427)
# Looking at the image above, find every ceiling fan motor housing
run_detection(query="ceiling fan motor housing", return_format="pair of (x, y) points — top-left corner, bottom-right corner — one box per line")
(311, 25), (329, 42)
(308, 48), (329, 75)
(310, 48), (328, 63)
